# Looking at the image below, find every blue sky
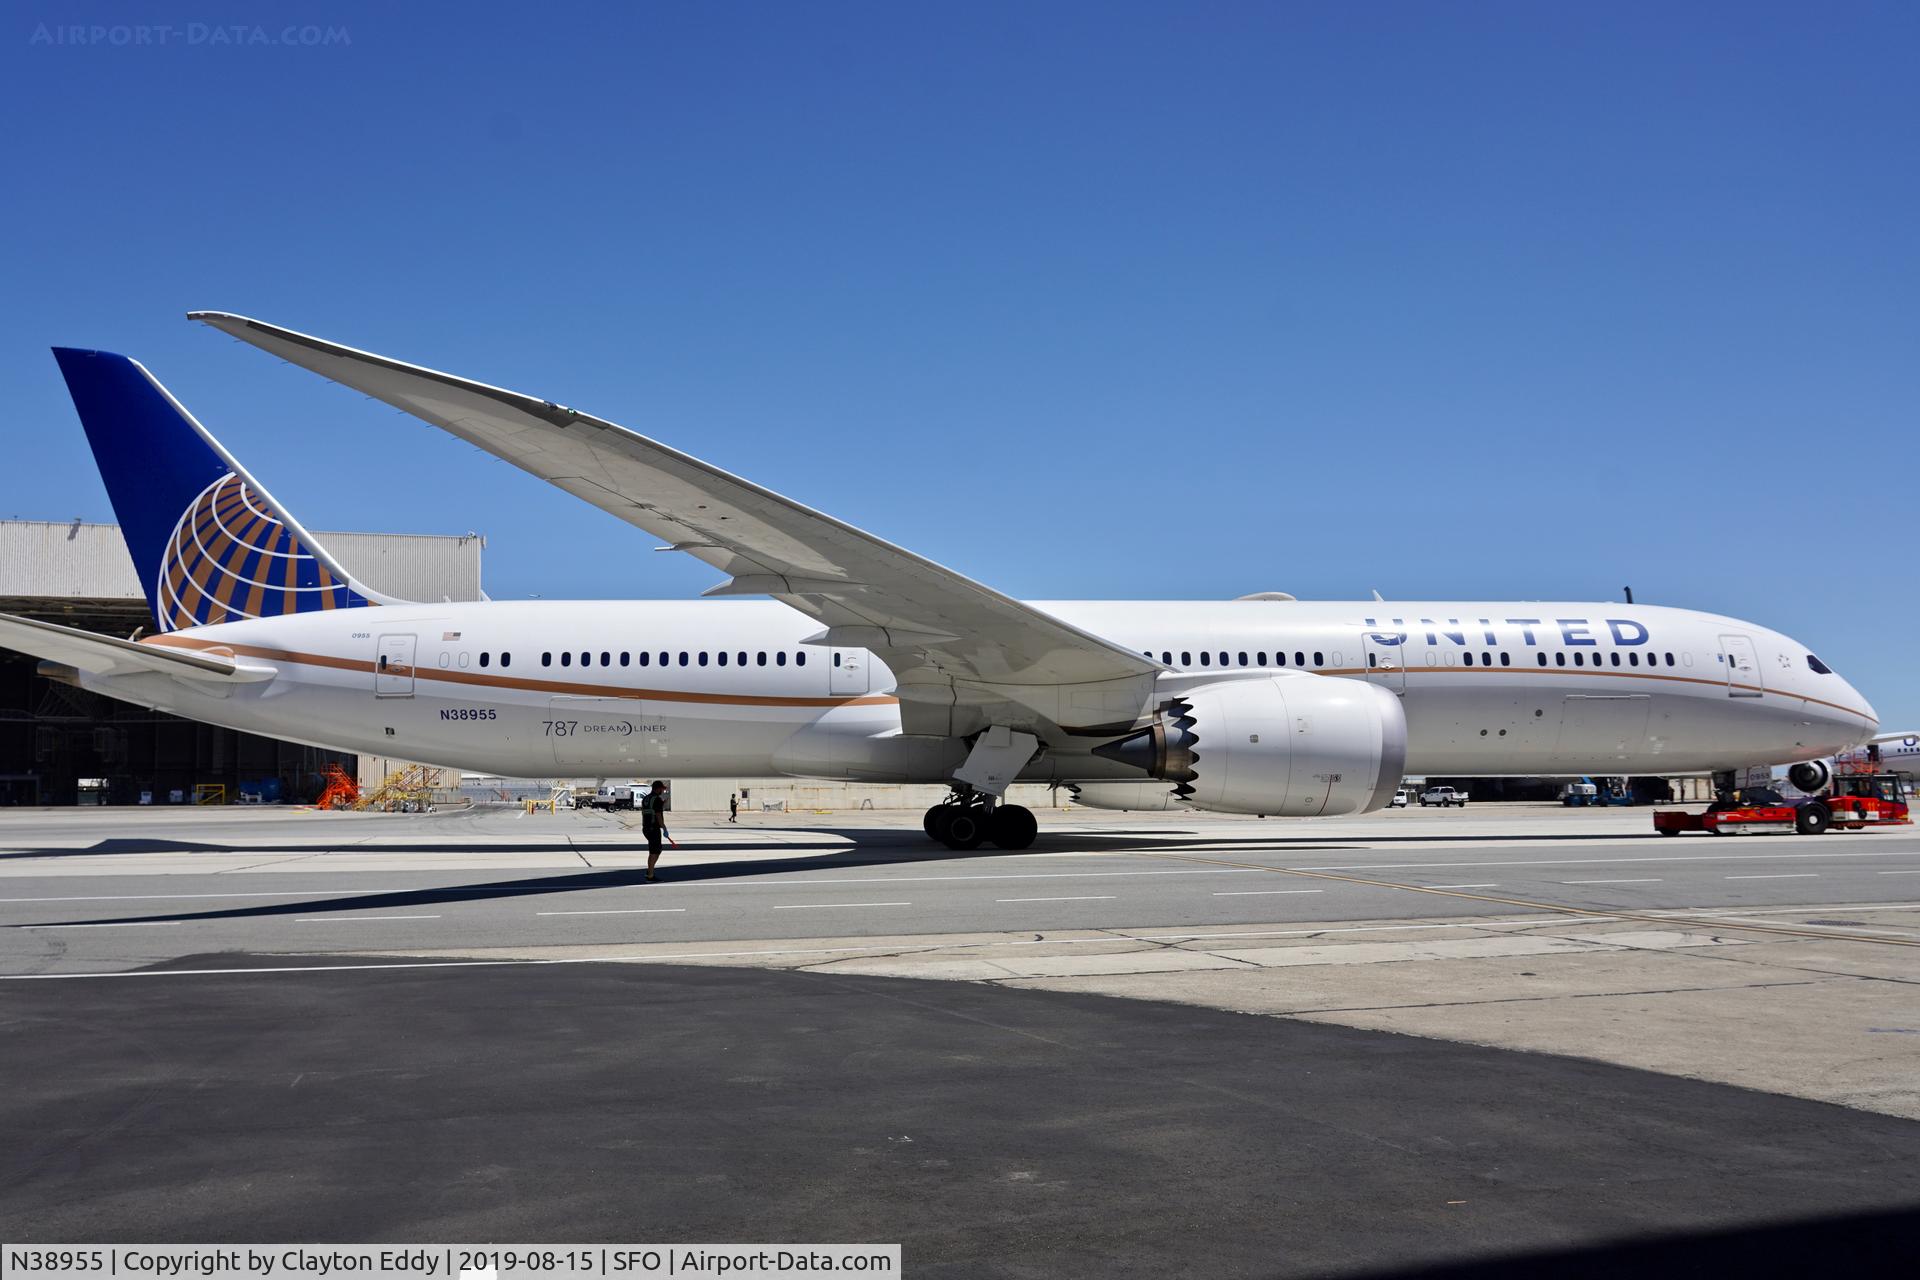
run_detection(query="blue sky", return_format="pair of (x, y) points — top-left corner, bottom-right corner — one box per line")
(2, 2), (1915, 727)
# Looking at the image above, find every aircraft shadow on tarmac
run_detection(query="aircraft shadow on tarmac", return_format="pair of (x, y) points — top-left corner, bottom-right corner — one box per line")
(0, 822), (1647, 861)
(1, 820), (1659, 929)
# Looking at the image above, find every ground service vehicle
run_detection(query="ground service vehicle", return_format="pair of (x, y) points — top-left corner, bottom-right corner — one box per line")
(1420, 786), (1467, 808)
(1653, 777), (1909, 836)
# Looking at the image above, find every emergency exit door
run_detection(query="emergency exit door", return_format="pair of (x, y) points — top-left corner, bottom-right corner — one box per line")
(375, 634), (416, 697)
(829, 648), (870, 696)
(1719, 634), (1763, 698)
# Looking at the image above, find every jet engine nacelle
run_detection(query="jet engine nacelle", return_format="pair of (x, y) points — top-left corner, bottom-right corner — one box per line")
(1787, 759), (1833, 794)
(1095, 674), (1408, 817)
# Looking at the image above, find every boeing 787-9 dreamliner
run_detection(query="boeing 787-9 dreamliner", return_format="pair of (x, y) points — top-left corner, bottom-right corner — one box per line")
(0, 314), (1878, 849)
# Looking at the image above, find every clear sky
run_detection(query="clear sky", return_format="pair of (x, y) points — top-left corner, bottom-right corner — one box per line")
(2, 2), (1915, 728)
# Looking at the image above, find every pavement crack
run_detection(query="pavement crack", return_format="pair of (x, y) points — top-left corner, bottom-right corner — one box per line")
(1289, 976), (1841, 1016)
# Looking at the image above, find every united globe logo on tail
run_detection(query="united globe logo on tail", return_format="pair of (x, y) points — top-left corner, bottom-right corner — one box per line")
(157, 472), (371, 631)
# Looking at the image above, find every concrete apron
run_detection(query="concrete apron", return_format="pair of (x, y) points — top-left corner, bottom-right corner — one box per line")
(376, 903), (1920, 1121)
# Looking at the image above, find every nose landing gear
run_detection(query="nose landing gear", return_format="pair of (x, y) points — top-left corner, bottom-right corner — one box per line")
(923, 789), (1038, 850)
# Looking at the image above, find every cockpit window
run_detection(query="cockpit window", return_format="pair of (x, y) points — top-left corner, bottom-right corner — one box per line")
(1806, 654), (1833, 675)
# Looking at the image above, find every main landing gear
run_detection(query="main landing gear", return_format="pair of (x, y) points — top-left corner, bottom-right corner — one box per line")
(923, 790), (1038, 851)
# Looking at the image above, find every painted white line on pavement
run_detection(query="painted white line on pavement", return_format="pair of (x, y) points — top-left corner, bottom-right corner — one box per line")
(995, 896), (1117, 903)
(294, 915), (443, 922)
(1725, 874), (1819, 880)
(1213, 889), (1324, 896)
(1421, 883), (1498, 889)
(1291, 851), (1920, 872)
(772, 902), (911, 910)
(1562, 879), (1663, 884)
(536, 908), (688, 916)
(19, 921), (181, 930)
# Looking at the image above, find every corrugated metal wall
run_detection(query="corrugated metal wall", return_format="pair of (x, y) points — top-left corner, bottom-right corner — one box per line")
(0, 521), (483, 603)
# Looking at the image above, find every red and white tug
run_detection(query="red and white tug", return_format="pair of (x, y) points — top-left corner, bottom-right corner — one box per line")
(1653, 773), (1910, 837)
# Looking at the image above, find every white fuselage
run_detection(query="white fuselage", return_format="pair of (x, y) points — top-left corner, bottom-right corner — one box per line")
(111, 599), (1877, 783)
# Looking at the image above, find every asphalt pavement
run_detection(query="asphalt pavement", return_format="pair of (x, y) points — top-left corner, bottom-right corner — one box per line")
(3, 954), (1918, 1276)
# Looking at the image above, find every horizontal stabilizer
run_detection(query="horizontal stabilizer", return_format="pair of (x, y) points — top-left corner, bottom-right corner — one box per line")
(0, 613), (275, 684)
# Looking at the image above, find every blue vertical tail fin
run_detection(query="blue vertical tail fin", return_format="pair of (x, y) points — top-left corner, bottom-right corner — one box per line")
(52, 347), (404, 632)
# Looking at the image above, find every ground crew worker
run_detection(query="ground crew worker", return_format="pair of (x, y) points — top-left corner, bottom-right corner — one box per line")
(729, 792), (739, 823)
(640, 780), (669, 881)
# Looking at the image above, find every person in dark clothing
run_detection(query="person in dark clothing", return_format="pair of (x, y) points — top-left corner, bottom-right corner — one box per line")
(729, 793), (738, 823)
(639, 780), (669, 880)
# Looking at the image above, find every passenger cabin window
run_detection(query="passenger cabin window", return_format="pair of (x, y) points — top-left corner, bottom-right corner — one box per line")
(638, 651), (650, 666)
(1537, 653), (1547, 667)
(601, 651), (611, 666)
(1162, 651), (1173, 666)
(560, 652), (572, 667)
(738, 651), (747, 666)
(698, 652), (709, 666)
(542, 652), (552, 667)
(1257, 651), (1268, 665)
(1200, 652), (1211, 666)
(679, 652), (689, 666)
(620, 652), (630, 667)
(717, 652), (728, 666)
(1313, 651), (1324, 667)
(1555, 653), (1566, 667)
(776, 652), (787, 667)
(1500, 652), (1511, 666)
(1238, 652), (1249, 667)
(796, 652), (807, 666)
(1295, 651), (1306, 667)
(479, 652), (490, 668)
(1181, 651), (1192, 666)
(501, 652), (511, 668)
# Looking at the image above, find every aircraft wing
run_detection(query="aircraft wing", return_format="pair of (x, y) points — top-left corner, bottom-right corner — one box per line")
(189, 312), (1159, 734)
(0, 613), (275, 684)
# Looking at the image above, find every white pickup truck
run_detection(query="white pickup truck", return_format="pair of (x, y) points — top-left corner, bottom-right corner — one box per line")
(1419, 786), (1468, 808)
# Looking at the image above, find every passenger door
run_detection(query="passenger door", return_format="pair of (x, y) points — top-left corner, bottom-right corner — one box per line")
(375, 634), (416, 697)
(829, 647), (871, 696)
(1719, 634), (1763, 698)
(1361, 630), (1406, 693)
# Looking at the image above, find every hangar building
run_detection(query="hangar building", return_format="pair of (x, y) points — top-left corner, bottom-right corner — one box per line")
(0, 520), (482, 805)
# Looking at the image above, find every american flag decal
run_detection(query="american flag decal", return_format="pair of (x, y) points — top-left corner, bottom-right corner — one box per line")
(443, 631), (462, 641)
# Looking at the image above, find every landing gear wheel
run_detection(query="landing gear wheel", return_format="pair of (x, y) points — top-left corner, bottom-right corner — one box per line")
(923, 805), (950, 841)
(989, 804), (1038, 850)
(1795, 801), (1832, 836)
(941, 808), (988, 851)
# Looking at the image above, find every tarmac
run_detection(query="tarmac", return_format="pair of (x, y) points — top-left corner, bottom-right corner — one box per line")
(2, 802), (1918, 1271)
